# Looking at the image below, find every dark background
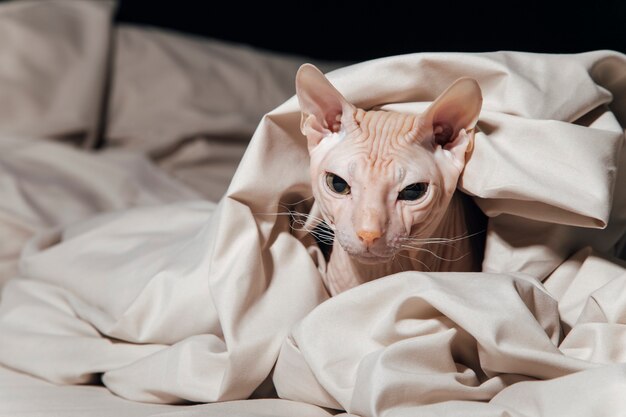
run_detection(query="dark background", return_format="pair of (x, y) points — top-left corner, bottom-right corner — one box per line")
(115, 1), (626, 61)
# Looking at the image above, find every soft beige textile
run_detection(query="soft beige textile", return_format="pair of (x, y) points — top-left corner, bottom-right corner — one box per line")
(0, 0), (113, 145)
(0, 1), (626, 416)
(0, 0), (327, 202)
(0, 365), (336, 417)
(107, 25), (339, 202)
(274, 253), (626, 415)
(0, 0), (317, 286)
(0, 364), (178, 417)
(0, 137), (200, 288)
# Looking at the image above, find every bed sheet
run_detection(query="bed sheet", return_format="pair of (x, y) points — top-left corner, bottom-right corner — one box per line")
(0, 365), (339, 417)
(1, 1), (626, 417)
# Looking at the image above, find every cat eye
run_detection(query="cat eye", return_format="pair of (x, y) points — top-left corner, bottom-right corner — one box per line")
(398, 183), (428, 201)
(325, 173), (351, 195)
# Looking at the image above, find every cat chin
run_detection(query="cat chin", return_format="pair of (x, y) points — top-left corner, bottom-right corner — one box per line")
(351, 253), (395, 265)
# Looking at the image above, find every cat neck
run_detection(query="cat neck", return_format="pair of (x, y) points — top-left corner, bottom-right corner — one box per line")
(323, 192), (481, 296)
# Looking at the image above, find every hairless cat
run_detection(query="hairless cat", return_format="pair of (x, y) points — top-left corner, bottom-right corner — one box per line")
(296, 64), (485, 295)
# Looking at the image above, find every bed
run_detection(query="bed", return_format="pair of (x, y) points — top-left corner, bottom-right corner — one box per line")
(1, 1), (626, 416)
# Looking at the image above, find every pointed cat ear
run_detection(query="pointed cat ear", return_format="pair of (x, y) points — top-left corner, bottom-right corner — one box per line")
(296, 64), (357, 151)
(421, 78), (483, 169)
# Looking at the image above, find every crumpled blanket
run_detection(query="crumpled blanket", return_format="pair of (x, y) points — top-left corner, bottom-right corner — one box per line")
(1, 1), (626, 417)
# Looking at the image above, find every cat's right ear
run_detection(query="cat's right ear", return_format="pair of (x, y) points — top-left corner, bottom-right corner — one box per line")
(420, 77), (483, 171)
(295, 64), (357, 151)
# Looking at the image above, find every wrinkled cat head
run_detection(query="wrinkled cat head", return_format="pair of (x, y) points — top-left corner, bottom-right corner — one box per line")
(296, 64), (482, 264)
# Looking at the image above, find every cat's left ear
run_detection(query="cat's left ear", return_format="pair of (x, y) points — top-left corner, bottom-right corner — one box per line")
(421, 78), (482, 170)
(295, 64), (357, 151)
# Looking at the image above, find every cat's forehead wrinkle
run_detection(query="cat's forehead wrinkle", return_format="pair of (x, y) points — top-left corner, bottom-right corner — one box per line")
(352, 109), (420, 156)
(341, 109), (423, 175)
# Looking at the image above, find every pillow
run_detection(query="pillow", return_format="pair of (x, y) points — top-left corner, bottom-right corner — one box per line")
(0, 0), (114, 146)
(106, 25), (340, 200)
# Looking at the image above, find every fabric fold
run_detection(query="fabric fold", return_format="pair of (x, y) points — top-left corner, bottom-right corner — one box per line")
(0, 0), (115, 145)
(0, 9), (625, 415)
(274, 272), (589, 415)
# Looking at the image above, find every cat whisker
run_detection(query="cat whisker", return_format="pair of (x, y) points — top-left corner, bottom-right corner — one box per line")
(397, 240), (465, 254)
(253, 209), (335, 231)
(289, 218), (333, 234)
(289, 222), (335, 243)
(253, 211), (296, 217)
(392, 254), (405, 272)
(398, 245), (470, 263)
(279, 195), (315, 206)
(394, 252), (432, 271)
(252, 209), (336, 246)
(303, 232), (335, 244)
(290, 222), (333, 236)
(293, 232), (334, 246)
(399, 238), (459, 246)
(404, 240), (461, 251)
(399, 229), (485, 244)
(397, 230), (484, 251)
(278, 207), (335, 230)
(400, 236), (456, 242)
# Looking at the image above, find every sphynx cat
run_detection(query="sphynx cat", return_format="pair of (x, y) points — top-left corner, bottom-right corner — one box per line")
(296, 64), (484, 295)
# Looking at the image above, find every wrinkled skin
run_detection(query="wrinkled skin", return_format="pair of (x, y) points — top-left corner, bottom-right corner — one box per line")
(296, 64), (483, 295)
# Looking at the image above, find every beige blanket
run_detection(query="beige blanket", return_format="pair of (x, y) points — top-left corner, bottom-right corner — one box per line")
(1, 1), (626, 417)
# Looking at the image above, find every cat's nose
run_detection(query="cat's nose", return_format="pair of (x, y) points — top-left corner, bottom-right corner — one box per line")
(357, 230), (381, 246)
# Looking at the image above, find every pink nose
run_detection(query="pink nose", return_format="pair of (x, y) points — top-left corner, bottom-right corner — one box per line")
(357, 230), (381, 246)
